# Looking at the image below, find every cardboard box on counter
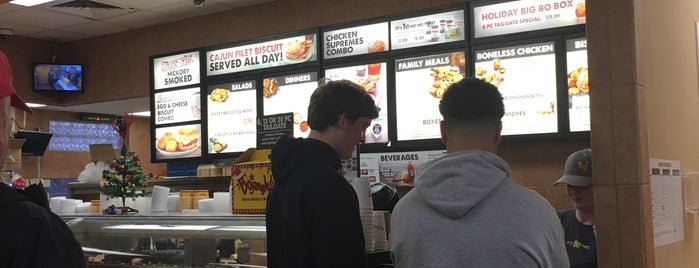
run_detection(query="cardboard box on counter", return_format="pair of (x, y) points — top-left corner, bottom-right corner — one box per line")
(4, 139), (25, 171)
(89, 144), (116, 163)
(197, 164), (223, 177)
(230, 148), (273, 214)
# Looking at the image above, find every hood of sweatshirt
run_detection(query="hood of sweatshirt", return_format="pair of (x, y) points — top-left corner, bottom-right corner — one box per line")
(270, 135), (341, 186)
(415, 150), (510, 219)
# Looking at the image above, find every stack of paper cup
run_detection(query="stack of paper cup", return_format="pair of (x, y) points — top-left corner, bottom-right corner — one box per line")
(150, 186), (170, 213)
(372, 211), (389, 250)
(351, 176), (374, 252)
(167, 194), (180, 212)
(59, 199), (81, 214)
(76, 202), (91, 213)
(50, 196), (66, 212)
(213, 192), (232, 213)
(198, 198), (215, 212)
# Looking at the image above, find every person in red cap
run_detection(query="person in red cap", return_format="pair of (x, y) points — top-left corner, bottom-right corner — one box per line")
(554, 148), (597, 268)
(0, 51), (87, 268)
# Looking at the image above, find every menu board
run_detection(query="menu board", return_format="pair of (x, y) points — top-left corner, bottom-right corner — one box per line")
(154, 123), (202, 160)
(257, 113), (294, 149)
(360, 150), (445, 186)
(394, 51), (466, 141)
(390, 10), (465, 50)
(262, 72), (318, 138)
(153, 51), (201, 90)
(473, 0), (586, 38)
(323, 22), (389, 59)
(153, 87), (201, 125)
(325, 63), (389, 143)
(206, 34), (317, 76)
(566, 37), (590, 132)
(207, 80), (257, 154)
(474, 42), (558, 136)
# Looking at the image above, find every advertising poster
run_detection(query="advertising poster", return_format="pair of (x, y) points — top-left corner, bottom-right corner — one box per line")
(262, 72), (318, 138)
(394, 51), (466, 141)
(473, 0), (586, 38)
(325, 63), (389, 143)
(153, 87), (201, 125)
(566, 37), (590, 132)
(323, 22), (389, 59)
(154, 123), (202, 160)
(390, 10), (465, 50)
(207, 34), (317, 76)
(474, 42), (558, 136)
(257, 113), (294, 149)
(360, 150), (445, 186)
(153, 51), (201, 90)
(207, 80), (257, 154)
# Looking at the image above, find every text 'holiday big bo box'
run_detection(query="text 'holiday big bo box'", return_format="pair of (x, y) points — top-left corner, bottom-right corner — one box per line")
(230, 148), (274, 214)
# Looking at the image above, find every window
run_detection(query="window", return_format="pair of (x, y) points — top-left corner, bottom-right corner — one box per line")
(48, 120), (120, 151)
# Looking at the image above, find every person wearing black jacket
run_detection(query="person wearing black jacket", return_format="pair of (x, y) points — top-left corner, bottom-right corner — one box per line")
(265, 79), (378, 268)
(0, 50), (86, 268)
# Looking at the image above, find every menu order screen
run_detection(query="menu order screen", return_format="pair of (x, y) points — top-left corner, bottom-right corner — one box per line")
(566, 37), (589, 132)
(153, 87), (201, 125)
(325, 63), (389, 143)
(475, 41), (558, 136)
(394, 51), (466, 141)
(262, 72), (318, 138)
(207, 80), (258, 154)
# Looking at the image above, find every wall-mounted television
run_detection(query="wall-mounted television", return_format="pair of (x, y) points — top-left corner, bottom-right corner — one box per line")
(33, 63), (84, 92)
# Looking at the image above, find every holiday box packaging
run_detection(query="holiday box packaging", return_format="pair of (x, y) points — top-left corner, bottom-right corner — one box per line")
(229, 148), (273, 214)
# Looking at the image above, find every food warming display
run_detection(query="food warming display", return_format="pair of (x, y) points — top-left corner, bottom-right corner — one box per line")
(475, 41), (558, 136)
(207, 80), (258, 154)
(394, 51), (466, 141)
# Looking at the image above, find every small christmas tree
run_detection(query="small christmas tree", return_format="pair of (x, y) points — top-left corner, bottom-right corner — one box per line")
(99, 115), (149, 214)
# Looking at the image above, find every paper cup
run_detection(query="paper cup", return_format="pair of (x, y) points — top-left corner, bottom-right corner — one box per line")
(150, 186), (170, 212)
(198, 198), (215, 212)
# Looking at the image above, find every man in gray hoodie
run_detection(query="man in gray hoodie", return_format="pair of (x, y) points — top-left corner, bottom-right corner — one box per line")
(390, 77), (569, 267)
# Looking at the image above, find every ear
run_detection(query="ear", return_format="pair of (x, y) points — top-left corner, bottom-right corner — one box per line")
(337, 113), (350, 128)
(440, 120), (447, 144)
(493, 121), (502, 145)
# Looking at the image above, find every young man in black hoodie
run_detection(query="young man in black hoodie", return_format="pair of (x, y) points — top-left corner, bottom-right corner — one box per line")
(0, 51), (86, 268)
(266, 79), (378, 268)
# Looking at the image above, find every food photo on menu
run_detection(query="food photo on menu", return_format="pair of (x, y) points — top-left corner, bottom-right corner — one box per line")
(474, 41), (559, 136)
(394, 51), (466, 141)
(155, 124), (202, 160)
(207, 81), (258, 154)
(262, 72), (318, 138)
(325, 63), (389, 143)
(566, 37), (590, 132)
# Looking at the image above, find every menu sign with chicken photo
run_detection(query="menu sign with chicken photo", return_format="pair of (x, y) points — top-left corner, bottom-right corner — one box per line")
(153, 51), (201, 90)
(262, 72), (318, 138)
(474, 42), (558, 136)
(473, 0), (586, 38)
(207, 80), (258, 154)
(394, 52), (466, 141)
(154, 87), (201, 125)
(323, 22), (389, 59)
(154, 124), (202, 160)
(325, 63), (389, 143)
(206, 34), (317, 76)
(566, 37), (590, 132)
(390, 10), (465, 50)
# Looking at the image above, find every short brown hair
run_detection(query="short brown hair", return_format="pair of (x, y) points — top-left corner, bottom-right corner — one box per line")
(307, 79), (378, 131)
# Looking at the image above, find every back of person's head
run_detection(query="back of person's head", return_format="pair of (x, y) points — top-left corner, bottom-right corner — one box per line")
(307, 79), (378, 131)
(439, 77), (504, 131)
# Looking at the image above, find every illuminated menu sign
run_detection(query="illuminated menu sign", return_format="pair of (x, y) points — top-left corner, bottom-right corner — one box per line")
(257, 113), (294, 149)
(154, 123), (202, 160)
(566, 37), (589, 132)
(323, 22), (389, 59)
(206, 34), (318, 76)
(390, 10), (465, 50)
(207, 80), (257, 154)
(262, 72), (318, 138)
(473, 0), (586, 38)
(153, 87), (201, 125)
(153, 51), (200, 90)
(394, 51), (466, 141)
(325, 63), (389, 143)
(474, 42), (558, 136)
(360, 150), (445, 186)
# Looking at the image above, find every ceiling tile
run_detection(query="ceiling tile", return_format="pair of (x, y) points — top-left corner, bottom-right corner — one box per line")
(30, 29), (89, 42)
(101, 0), (189, 10)
(150, 0), (233, 19)
(101, 9), (177, 28)
(0, 3), (24, 14)
(0, 19), (45, 35)
(60, 21), (131, 36)
(1, 8), (91, 29)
